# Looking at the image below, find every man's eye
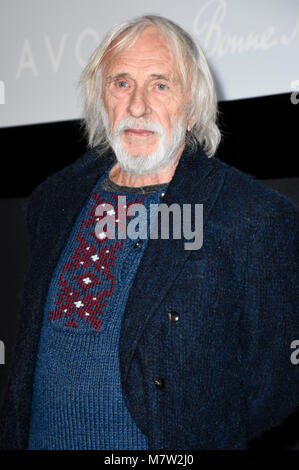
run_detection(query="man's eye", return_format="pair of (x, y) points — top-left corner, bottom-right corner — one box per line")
(117, 81), (127, 88)
(157, 83), (167, 91)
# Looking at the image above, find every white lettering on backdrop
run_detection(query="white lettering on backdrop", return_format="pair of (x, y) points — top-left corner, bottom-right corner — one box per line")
(16, 28), (100, 78)
(193, 0), (299, 57)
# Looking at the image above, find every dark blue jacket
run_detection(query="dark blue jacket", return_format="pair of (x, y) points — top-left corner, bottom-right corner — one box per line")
(0, 144), (298, 449)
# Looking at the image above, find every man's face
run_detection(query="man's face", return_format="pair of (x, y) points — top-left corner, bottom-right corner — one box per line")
(101, 26), (192, 174)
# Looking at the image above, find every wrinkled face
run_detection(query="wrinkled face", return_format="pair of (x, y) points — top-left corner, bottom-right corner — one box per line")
(101, 26), (192, 160)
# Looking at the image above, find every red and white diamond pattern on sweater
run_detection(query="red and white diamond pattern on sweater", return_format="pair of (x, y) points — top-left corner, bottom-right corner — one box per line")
(48, 190), (146, 332)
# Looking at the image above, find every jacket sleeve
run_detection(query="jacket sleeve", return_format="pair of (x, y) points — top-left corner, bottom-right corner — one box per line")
(246, 198), (299, 443)
(0, 182), (46, 449)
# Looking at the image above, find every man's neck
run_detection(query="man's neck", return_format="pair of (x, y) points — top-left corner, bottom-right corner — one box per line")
(109, 144), (185, 187)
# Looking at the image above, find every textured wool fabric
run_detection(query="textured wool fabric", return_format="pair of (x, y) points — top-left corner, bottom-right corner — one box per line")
(27, 166), (168, 449)
(0, 144), (298, 450)
(101, 172), (168, 194)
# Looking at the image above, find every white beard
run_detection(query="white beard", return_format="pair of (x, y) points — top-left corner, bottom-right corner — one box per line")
(100, 105), (187, 175)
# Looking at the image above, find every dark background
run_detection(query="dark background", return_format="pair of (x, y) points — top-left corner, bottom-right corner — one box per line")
(0, 91), (298, 449)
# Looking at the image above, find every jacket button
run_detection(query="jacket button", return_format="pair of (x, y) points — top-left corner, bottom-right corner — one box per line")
(154, 377), (165, 389)
(133, 239), (143, 248)
(168, 310), (179, 322)
(159, 192), (166, 202)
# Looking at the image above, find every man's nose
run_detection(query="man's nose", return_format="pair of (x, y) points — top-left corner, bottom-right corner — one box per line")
(127, 86), (150, 118)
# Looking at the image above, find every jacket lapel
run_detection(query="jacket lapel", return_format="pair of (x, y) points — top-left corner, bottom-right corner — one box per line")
(119, 146), (226, 384)
(35, 148), (116, 265)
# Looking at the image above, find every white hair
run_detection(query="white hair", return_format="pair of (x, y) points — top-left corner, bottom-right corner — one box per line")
(79, 14), (221, 157)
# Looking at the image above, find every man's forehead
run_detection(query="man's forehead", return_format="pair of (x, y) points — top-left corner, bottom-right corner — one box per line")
(102, 49), (181, 84)
(102, 27), (178, 72)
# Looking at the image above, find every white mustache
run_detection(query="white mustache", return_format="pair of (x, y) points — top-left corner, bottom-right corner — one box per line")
(114, 119), (164, 136)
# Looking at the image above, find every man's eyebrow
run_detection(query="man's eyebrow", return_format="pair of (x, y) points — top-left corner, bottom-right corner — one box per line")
(106, 73), (130, 82)
(148, 73), (171, 81)
(105, 72), (172, 82)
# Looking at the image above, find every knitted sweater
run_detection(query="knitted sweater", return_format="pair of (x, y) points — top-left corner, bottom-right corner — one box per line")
(28, 165), (168, 449)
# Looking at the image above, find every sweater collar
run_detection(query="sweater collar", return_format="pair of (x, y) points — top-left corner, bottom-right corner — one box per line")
(75, 142), (218, 203)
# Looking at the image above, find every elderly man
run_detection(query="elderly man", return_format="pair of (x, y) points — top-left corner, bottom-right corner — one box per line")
(0, 14), (298, 450)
